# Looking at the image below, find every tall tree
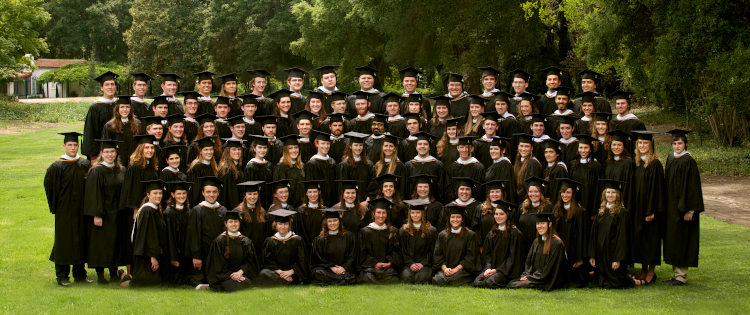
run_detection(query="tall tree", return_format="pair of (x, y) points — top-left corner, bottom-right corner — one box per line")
(0, 0), (49, 82)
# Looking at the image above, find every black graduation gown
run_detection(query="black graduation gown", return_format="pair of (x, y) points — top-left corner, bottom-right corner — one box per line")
(569, 159), (603, 221)
(471, 203), (497, 243)
(507, 236), (568, 291)
(84, 164), (125, 268)
(163, 206), (191, 287)
(159, 168), (187, 208)
(266, 139), (284, 169)
(437, 201), (481, 232)
(329, 136), (348, 164)
(186, 204), (227, 262)
(244, 160), (273, 207)
(102, 120), (139, 166)
(166, 98), (185, 116)
(543, 162), (568, 205)
(357, 226), (400, 283)
(609, 117), (646, 156)
(426, 120), (447, 141)
(439, 142), (460, 168)
(227, 97), (241, 118)
(575, 118), (592, 136)
(536, 93), (558, 115)
(218, 167), (247, 210)
(305, 157), (337, 205)
(243, 119), (262, 137)
(347, 115), (375, 135)
(368, 161), (409, 200)
(289, 95), (306, 117)
(554, 205), (589, 287)
(186, 163), (215, 206)
(184, 118), (199, 144)
(663, 153), (704, 267)
(515, 157), (543, 201)
(297, 205), (325, 247)
(449, 93), (471, 124)
(485, 158), (517, 205)
(397, 225), (438, 284)
(215, 119), (231, 140)
(130, 204), (169, 287)
(239, 209), (272, 258)
(473, 228), (525, 288)
(498, 115), (520, 158)
(588, 208), (634, 289)
(205, 233), (260, 292)
(272, 162), (305, 208)
(516, 116), (533, 135)
(405, 158), (446, 203)
(44, 157), (90, 266)
(602, 157), (635, 209)
(517, 204), (553, 259)
(196, 98), (214, 116)
(445, 160), (486, 201)
(82, 100), (116, 156)
(560, 139), (580, 166)
(472, 137), (494, 169)
(399, 93), (433, 119)
(346, 92), (387, 116)
(258, 234), (309, 285)
(119, 162), (159, 209)
(131, 98), (150, 119)
(632, 159), (666, 265)
(276, 116), (294, 138)
(425, 201), (445, 229)
(310, 232), (358, 285)
(298, 139), (316, 163)
(572, 95), (609, 115)
(340, 207), (367, 236)
(432, 229), (479, 286)
(387, 117), (407, 139)
(366, 135), (385, 162)
(162, 140), (189, 172)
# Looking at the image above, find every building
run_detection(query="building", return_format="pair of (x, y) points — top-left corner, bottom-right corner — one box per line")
(5, 57), (85, 99)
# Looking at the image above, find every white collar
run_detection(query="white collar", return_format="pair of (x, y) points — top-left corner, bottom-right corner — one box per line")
(580, 116), (592, 121)
(311, 154), (329, 160)
(419, 197), (430, 203)
(498, 225), (507, 231)
(617, 113), (637, 120)
(407, 135), (418, 141)
(227, 231), (242, 237)
(451, 227), (462, 234)
(233, 160), (239, 165)
(494, 157), (511, 164)
(184, 116), (196, 123)
(331, 134), (345, 140)
(290, 91), (303, 98)
(175, 204), (184, 209)
(598, 136), (605, 141)
(153, 140), (160, 146)
(546, 90), (558, 97)
(274, 231), (295, 240)
(201, 159), (211, 165)
(60, 154), (80, 160)
(243, 117), (255, 124)
(641, 155), (647, 161)
(216, 118), (227, 123)
(353, 156), (361, 161)
(290, 160), (296, 165)
(673, 151), (690, 157)
(449, 139), (459, 144)
(542, 235), (547, 241)
(280, 113), (289, 118)
(371, 133), (386, 139)
(448, 91), (469, 99)
(361, 88), (379, 93)
(490, 202), (498, 207)
(606, 202), (614, 208)
(328, 230), (339, 235)
(564, 203), (571, 209)
(199, 201), (220, 208)
(160, 94), (176, 102)
(317, 86), (339, 93)
(95, 97), (116, 103)
(368, 222), (387, 229)
(388, 114), (404, 121)
(532, 134), (550, 142)
(580, 157), (590, 164)
(308, 202), (319, 208)
(456, 157), (478, 165)
(249, 157), (266, 164)
(198, 95), (212, 101)
(402, 91), (419, 95)
(559, 136), (577, 144)
(454, 198), (475, 206)
(121, 117), (129, 123)
(614, 156), (621, 161)
(345, 202), (355, 207)
(472, 118), (479, 123)
(500, 112), (514, 119)
(299, 137), (309, 142)
(412, 223), (422, 228)
(438, 117), (445, 122)
(532, 201), (540, 207)
(356, 112), (375, 120)
(481, 134), (493, 141)
(554, 109), (573, 116)
(131, 96), (146, 103)
(164, 166), (179, 173)
(247, 203), (256, 208)
(482, 88), (500, 97)
(413, 155), (436, 162)
(101, 161), (115, 167)
(384, 157), (397, 163)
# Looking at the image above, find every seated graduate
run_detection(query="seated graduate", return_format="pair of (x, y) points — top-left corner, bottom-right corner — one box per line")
(244, 135), (274, 207)
(472, 180), (512, 243)
(333, 180), (369, 234)
(439, 177), (481, 231)
(296, 180), (327, 246)
(185, 176), (227, 288)
(551, 178), (590, 288)
(310, 208), (358, 286)
(257, 209), (309, 286)
(472, 202), (524, 288)
(404, 131), (445, 202)
(163, 181), (193, 288)
(327, 113), (348, 164)
(372, 173), (410, 230)
(517, 177), (553, 259)
(267, 179), (306, 238)
(507, 212), (568, 291)
(236, 181), (270, 258)
(588, 179), (634, 289)
(432, 204), (479, 286)
(204, 209), (261, 292)
(409, 174), (444, 228)
(120, 180), (169, 288)
(398, 199), (438, 284)
(357, 198), (401, 284)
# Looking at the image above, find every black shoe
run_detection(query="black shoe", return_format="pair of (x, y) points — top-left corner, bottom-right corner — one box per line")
(669, 279), (686, 286)
(75, 277), (95, 284)
(57, 279), (71, 287)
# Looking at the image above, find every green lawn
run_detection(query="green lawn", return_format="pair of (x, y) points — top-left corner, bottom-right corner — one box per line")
(1, 123), (750, 314)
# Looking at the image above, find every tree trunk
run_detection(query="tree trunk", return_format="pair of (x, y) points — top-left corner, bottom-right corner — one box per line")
(708, 109), (748, 146)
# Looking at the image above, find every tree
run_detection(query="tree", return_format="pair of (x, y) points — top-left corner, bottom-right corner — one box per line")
(37, 61), (127, 95)
(0, 0), (50, 82)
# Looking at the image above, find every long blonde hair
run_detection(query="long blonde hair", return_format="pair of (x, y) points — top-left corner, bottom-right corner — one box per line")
(86, 156), (123, 177)
(218, 146), (242, 179)
(129, 143), (158, 171)
(280, 145), (303, 169)
(635, 140), (660, 167)
(403, 209), (431, 238)
(598, 189), (623, 216)
(188, 146), (219, 175)
(462, 114), (483, 136)
(521, 195), (551, 214)
(374, 144), (399, 175)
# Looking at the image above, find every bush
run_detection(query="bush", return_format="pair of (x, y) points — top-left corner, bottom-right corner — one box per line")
(0, 99), (89, 122)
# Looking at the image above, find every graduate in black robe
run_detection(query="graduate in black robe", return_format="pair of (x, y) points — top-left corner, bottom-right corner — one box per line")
(235, 181), (271, 258)
(438, 178), (482, 231)
(102, 96), (140, 166)
(44, 132), (91, 286)
(601, 130), (636, 210)
(588, 179), (634, 289)
(257, 210), (310, 286)
(516, 177), (554, 260)
(472, 206), (525, 288)
(217, 139), (247, 209)
(445, 137), (486, 201)
(272, 135), (306, 208)
(296, 180), (326, 246)
(244, 135), (274, 207)
(550, 178), (590, 288)
(186, 137), (219, 206)
(409, 175), (444, 228)
(304, 132), (338, 204)
(369, 134), (410, 200)
(185, 177), (227, 286)
(84, 140), (125, 284)
(204, 209), (260, 292)
(398, 200), (438, 284)
(357, 198), (401, 284)
(128, 180), (169, 288)
(129, 72), (153, 118)
(337, 132), (375, 202)
(663, 130), (704, 285)
(471, 184), (514, 244)
(438, 118), (462, 167)
(609, 91), (646, 157)
(512, 133), (544, 201)
(82, 71), (119, 158)
(370, 174), (411, 230)
(507, 212), (569, 291)
(162, 181), (193, 287)
(483, 137), (517, 205)
(432, 204), (479, 286)
(334, 180), (370, 236)
(310, 208), (358, 285)
(159, 145), (188, 208)
(327, 113), (348, 163)
(568, 135), (602, 222)
(177, 90), (203, 141)
(405, 132), (446, 202)
(541, 139), (569, 205)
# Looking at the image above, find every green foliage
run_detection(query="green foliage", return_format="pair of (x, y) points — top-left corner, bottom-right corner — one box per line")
(37, 61), (126, 95)
(0, 0), (50, 82)
(41, 0), (131, 63)
(0, 99), (89, 122)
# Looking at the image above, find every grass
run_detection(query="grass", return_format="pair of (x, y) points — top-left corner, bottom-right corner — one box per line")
(1, 123), (750, 314)
(0, 98), (90, 123)
(655, 142), (750, 176)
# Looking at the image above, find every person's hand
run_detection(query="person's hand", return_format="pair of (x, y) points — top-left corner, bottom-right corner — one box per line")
(589, 258), (596, 268)
(171, 260), (180, 267)
(484, 269), (497, 277)
(410, 263), (423, 272)
(684, 212), (694, 221)
(94, 216), (103, 227)
(360, 200), (369, 208)
(645, 214), (655, 222)
(383, 262), (392, 268)
(612, 261), (620, 271)
(151, 257), (159, 271)
(520, 276), (528, 281)
(193, 259), (202, 270)
(444, 268), (455, 277)
(331, 266), (345, 275)
(573, 260), (583, 268)
(278, 270), (294, 282)
(230, 270), (244, 282)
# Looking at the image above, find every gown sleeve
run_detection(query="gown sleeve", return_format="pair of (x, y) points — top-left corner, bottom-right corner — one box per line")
(289, 238), (309, 281)
(206, 235), (231, 286)
(44, 163), (60, 214)
(240, 237), (261, 280)
(341, 232), (357, 272)
(83, 166), (106, 217)
(133, 208), (162, 258)
(458, 232), (479, 273)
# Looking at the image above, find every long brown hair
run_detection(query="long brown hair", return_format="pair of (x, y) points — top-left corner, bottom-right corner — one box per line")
(188, 146), (219, 175)
(444, 215), (468, 239)
(430, 104), (452, 126)
(86, 155), (123, 177)
(436, 125), (462, 157)
(164, 124), (186, 146)
(166, 192), (191, 210)
(490, 207), (512, 239)
(218, 146), (242, 179)
(130, 143), (159, 171)
(599, 189), (623, 216)
(369, 208), (394, 237)
(320, 217), (347, 240)
(194, 123), (223, 161)
(404, 209), (432, 238)
(481, 190), (507, 216)
(108, 103), (141, 135)
(305, 98), (327, 127)
(516, 100), (539, 117)
(553, 188), (580, 222)
(335, 190), (367, 220)
(462, 112), (483, 136)
(280, 145), (304, 169)
(513, 147), (535, 187)
(238, 199), (266, 224)
(590, 123), (611, 154)
(301, 190), (325, 213)
(521, 195), (551, 214)
(342, 142), (368, 167)
(535, 223), (562, 255)
(374, 144), (399, 175)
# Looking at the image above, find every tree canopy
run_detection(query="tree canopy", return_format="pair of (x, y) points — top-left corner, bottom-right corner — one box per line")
(0, 0), (50, 82)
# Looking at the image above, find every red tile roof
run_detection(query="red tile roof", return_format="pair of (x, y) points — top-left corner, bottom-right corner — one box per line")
(34, 58), (85, 69)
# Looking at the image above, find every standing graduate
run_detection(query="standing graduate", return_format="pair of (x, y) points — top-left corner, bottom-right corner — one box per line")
(432, 204), (479, 286)
(398, 113), (434, 162)
(529, 114), (551, 163)
(398, 199), (438, 284)
(493, 93), (520, 157)
(187, 113), (222, 163)
(445, 73), (471, 122)
(601, 130), (636, 210)
(292, 109), (317, 161)
(513, 133), (543, 201)
(372, 174), (410, 230)
(126, 180), (169, 288)
(129, 72), (153, 119)
(257, 210), (310, 286)
(365, 114), (392, 161)
(436, 117), (463, 168)
(517, 177), (553, 259)
(556, 115), (580, 166)
(247, 69), (273, 116)
(296, 180), (327, 246)
(588, 179), (634, 289)
(327, 113), (348, 163)
(333, 180), (369, 235)
(159, 145), (188, 208)
(347, 91), (376, 135)
(45, 132), (91, 286)
(357, 198), (401, 284)
(609, 91), (646, 157)
(217, 138), (247, 208)
(257, 115), (283, 169)
(305, 131), (338, 204)
(568, 135), (603, 222)
(405, 131), (445, 202)
(244, 135), (274, 207)
(370, 134), (409, 200)
(180, 95), (201, 144)
(385, 93), (408, 138)
(157, 73), (184, 115)
(205, 209), (260, 292)
(663, 129), (704, 286)
(238, 94), (262, 137)
(478, 66), (502, 105)
(426, 96), (453, 141)
(185, 176), (227, 287)
(541, 139), (568, 205)
(163, 181), (192, 287)
(337, 132), (375, 203)
(313, 65), (341, 114)
(507, 212), (568, 291)
(472, 111), (503, 167)
(551, 178), (590, 288)
(321, 91), (349, 133)
(472, 204), (524, 288)
(284, 67), (309, 115)
(83, 71), (119, 160)
(186, 137), (219, 206)
(571, 69), (609, 114)
(269, 88), (296, 138)
(409, 175), (444, 229)
(472, 182), (513, 243)
(102, 95), (140, 166)
(216, 73), (241, 117)
(161, 114), (189, 170)
(508, 69), (532, 117)
(310, 208), (358, 285)
(235, 181), (270, 258)
(272, 135), (306, 208)
(399, 66), (433, 119)
(301, 91), (327, 132)
(266, 179), (307, 239)
(574, 92), (598, 136)
(483, 137), (517, 205)
(439, 178), (482, 232)
(84, 139), (125, 285)
(192, 71), (215, 116)
(590, 112), (614, 163)
(536, 67), (564, 115)
(630, 130), (666, 285)
(444, 136), (486, 201)
(462, 95), (487, 137)
(213, 96), (232, 140)
(514, 93), (539, 135)
(546, 87), (576, 137)
(347, 66), (387, 115)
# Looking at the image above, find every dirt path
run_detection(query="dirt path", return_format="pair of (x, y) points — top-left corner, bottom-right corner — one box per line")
(700, 174), (750, 228)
